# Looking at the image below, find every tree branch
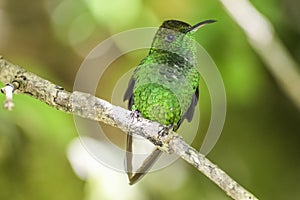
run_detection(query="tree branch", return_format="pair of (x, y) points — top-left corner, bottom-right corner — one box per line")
(0, 56), (258, 200)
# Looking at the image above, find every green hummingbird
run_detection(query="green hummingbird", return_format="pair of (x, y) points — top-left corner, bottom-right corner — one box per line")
(123, 19), (216, 185)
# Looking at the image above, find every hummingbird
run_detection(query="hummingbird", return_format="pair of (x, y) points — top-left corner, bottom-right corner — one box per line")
(123, 19), (216, 185)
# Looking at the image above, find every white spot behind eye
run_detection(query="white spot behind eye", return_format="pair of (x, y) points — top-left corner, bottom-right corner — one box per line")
(165, 34), (176, 42)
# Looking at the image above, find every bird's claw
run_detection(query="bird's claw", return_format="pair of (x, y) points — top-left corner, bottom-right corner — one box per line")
(158, 124), (173, 138)
(130, 110), (142, 122)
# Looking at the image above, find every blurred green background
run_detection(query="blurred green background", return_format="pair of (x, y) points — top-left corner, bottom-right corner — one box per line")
(0, 0), (299, 199)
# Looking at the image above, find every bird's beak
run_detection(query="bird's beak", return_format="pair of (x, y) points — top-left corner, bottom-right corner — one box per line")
(185, 19), (217, 33)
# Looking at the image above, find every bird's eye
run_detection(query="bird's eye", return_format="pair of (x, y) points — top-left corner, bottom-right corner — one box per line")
(165, 34), (176, 42)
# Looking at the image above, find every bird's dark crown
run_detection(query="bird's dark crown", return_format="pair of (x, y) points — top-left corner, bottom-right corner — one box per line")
(160, 20), (191, 33)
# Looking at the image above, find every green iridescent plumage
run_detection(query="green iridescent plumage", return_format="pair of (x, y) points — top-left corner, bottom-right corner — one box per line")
(123, 19), (216, 184)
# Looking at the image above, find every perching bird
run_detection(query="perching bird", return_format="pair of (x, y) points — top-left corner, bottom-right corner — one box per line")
(123, 19), (216, 185)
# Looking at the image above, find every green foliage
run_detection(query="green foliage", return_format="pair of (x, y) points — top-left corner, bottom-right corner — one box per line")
(0, 92), (84, 200)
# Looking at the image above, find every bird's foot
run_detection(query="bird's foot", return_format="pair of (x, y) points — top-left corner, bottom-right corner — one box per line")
(129, 110), (142, 122)
(158, 124), (173, 138)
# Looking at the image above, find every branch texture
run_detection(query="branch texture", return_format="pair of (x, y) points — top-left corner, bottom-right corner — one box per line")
(0, 56), (258, 200)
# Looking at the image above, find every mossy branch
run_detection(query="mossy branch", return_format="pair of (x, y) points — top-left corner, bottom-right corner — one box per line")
(0, 56), (258, 200)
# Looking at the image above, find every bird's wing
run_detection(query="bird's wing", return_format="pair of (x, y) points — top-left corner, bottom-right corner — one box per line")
(176, 86), (199, 129)
(123, 78), (135, 109)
